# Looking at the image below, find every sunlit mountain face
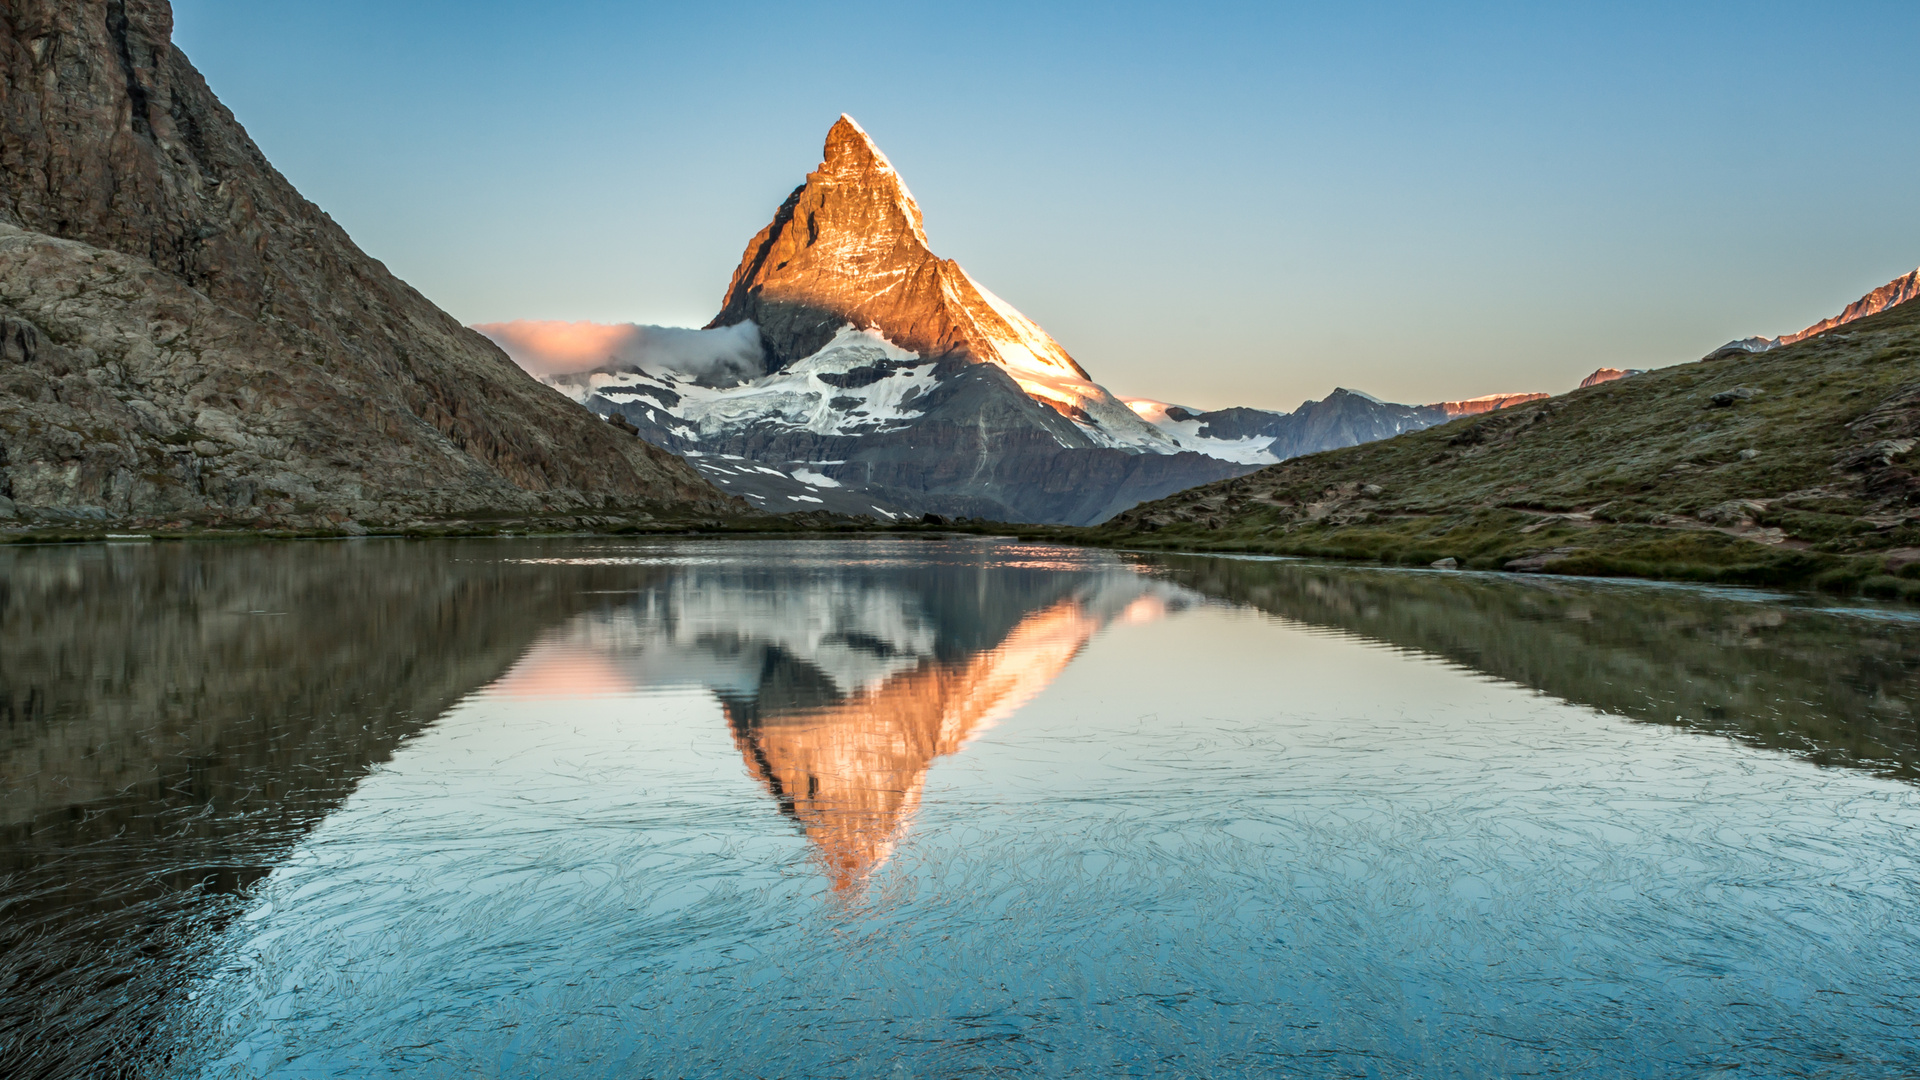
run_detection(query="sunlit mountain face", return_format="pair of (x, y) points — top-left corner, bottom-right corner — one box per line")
(486, 542), (1196, 893)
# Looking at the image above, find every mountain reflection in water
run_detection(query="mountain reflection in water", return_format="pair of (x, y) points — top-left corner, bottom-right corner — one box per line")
(1, 537), (1917, 1078)
(489, 557), (1183, 893)
(1149, 555), (1920, 778)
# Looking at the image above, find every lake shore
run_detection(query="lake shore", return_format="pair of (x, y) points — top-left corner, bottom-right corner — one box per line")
(8, 508), (1919, 602)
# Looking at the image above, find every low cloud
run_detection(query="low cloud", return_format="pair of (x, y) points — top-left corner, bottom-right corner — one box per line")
(475, 319), (764, 385)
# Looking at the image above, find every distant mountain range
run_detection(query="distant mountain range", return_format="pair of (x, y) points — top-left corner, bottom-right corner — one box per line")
(487, 116), (1545, 525)
(1123, 390), (1549, 465)
(1705, 268), (1920, 360)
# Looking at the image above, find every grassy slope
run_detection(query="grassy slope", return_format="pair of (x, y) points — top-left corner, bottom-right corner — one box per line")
(1088, 297), (1920, 597)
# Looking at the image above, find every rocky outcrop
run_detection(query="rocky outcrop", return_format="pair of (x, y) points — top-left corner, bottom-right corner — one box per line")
(1578, 367), (1644, 388)
(1705, 268), (1920, 361)
(0, 0), (736, 529)
(1434, 392), (1550, 417)
(1778, 268), (1920, 346)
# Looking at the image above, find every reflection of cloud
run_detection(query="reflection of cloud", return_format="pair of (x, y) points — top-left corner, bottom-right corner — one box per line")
(1121, 595), (1168, 624)
(475, 319), (764, 385)
(488, 642), (636, 699)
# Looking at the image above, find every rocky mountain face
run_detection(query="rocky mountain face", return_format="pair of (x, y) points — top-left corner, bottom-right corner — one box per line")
(1706, 267), (1920, 360)
(708, 116), (1174, 452)
(0, 0), (735, 531)
(529, 116), (1548, 524)
(534, 116), (1253, 524)
(1579, 367), (1645, 389)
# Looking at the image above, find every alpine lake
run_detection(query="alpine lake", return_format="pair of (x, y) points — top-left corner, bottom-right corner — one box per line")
(3, 535), (1918, 1079)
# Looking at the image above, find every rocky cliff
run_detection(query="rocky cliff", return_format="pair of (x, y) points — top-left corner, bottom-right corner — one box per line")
(708, 115), (1168, 451)
(1706, 267), (1920, 361)
(1579, 367), (1644, 389)
(0, 0), (736, 530)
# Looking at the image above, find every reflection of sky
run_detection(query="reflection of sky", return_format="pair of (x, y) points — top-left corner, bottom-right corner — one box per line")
(179, 573), (1920, 1078)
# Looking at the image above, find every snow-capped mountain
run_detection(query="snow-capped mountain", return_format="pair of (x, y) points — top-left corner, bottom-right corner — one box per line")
(1123, 389), (1550, 466)
(498, 116), (1546, 524)
(705, 115), (1179, 455)
(527, 116), (1254, 524)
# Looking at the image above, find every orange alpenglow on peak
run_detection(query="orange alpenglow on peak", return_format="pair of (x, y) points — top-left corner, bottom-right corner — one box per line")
(1707, 266), (1920, 359)
(704, 115), (1186, 449)
(709, 114), (1078, 377)
(1579, 367), (1645, 389)
(1777, 267), (1920, 347)
(724, 597), (1107, 896)
(1431, 392), (1550, 418)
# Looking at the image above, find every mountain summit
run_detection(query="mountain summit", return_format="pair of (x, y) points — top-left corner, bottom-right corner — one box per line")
(708, 116), (1170, 451)
(531, 115), (1543, 523)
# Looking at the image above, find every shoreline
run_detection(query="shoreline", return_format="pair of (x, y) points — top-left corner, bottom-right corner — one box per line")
(7, 512), (1918, 604)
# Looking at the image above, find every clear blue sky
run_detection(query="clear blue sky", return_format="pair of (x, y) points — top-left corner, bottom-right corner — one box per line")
(172, 1), (1920, 411)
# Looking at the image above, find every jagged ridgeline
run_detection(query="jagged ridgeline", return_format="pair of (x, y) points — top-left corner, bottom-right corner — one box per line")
(1098, 286), (1920, 595)
(0, 1), (738, 531)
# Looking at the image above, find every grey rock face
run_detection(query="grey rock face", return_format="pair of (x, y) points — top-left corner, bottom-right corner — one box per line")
(0, 1), (736, 528)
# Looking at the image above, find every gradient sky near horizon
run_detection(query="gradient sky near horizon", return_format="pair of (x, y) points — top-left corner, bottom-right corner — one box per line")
(171, 1), (1919, 411)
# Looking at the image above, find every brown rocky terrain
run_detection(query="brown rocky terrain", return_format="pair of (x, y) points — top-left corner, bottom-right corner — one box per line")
(0, 0), (737, 532)
(1579, 367), (1644, 388)
(1434, 392), (1550, 417)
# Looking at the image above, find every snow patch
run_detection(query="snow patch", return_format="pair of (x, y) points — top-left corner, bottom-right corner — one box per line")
(792, 469), (842, 488)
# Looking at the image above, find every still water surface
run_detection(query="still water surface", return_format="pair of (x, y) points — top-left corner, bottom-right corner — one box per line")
(3, 537), (1919, 1077)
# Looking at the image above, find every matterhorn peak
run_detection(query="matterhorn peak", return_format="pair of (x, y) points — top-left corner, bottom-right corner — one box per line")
(821, 114), (891, 175)
(707, 115), (1175, 451)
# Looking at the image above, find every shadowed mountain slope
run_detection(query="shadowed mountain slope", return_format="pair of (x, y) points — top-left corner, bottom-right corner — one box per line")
(0, 0), (736, 530)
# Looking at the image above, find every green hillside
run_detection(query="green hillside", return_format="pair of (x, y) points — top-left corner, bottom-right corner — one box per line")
(1091, 296), (1920, 597)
